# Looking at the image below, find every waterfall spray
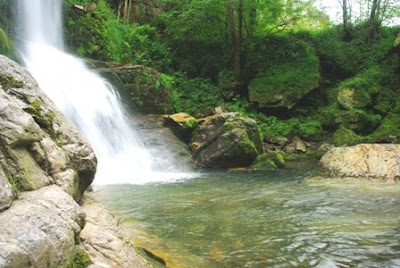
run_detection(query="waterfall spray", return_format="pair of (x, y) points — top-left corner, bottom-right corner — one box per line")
(18, 0), (191, 184)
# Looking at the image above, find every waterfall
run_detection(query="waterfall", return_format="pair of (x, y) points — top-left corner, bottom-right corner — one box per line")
(17, 0), (191, 184)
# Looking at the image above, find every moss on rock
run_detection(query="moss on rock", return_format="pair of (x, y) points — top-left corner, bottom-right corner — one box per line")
(333, 126), (362, 146)
(252, 151), (285, 170)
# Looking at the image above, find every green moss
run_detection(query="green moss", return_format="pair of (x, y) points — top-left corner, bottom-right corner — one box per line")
(252, 152), (285, 170)
(249, 38), (320, 109)
(332, 127), (362, 146)
(0, 73), (24, 91)
(366, 113), (400, 143)
(9, 174), (22, 196)
(298, 121), (323, 141)
(71, 249), (91, 268)
(334, 109), (381, 134)
(23, 99), (55, 130)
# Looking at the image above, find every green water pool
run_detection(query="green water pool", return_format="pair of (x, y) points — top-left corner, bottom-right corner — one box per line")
(92, 169), (400, 267)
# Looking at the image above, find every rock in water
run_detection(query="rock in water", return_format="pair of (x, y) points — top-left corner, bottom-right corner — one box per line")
(320, 144), (400, 180)
(190, 112), (263, 168)
(81, 195), (149, 268)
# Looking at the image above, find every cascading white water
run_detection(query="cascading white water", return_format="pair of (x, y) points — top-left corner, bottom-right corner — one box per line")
(18, 0), (191, 184)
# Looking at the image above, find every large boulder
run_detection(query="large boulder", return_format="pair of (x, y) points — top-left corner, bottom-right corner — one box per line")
(0, 186), (85, 267)
(87, 60), (173, 114)
(190, 112), (263, 168)
(0, 55), (97, 201)
(320, 144), (400, 180)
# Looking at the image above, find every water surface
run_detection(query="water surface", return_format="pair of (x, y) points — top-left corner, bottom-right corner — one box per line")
(93, 169), (400, 267)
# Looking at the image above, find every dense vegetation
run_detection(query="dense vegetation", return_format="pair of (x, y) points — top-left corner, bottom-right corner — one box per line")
(1, 0), (399, 149)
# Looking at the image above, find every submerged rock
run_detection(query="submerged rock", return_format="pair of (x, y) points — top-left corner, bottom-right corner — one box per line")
(320, 144), (400, 181)
(81, 195), (149, 268)
(190, 112), (263, 168)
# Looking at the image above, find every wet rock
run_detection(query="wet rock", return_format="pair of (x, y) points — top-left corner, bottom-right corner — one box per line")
(190, 112), (263, 168)
(320, 144), (400, 180)
(81, 195), (149, 268)
(135, 115), (195, 172)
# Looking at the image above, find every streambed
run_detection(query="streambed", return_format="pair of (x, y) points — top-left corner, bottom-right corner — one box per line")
(93, 169), (400, 267)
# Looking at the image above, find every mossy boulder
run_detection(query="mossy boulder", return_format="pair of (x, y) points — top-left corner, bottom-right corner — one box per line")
(190, 112), (264, 168)
(366, 113), (400, 143)
(87, 60), (173, 114)
(332, 127), (362, 146)
(263, 117), (324, 145)
(251, 151), (285, 170)
(334, 109), (381, 134)
(249, 39), (319, 110)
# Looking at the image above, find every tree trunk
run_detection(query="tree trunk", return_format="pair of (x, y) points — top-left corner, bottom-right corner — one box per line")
(226, 0), (241, 84)
(342, 0), (351, 40)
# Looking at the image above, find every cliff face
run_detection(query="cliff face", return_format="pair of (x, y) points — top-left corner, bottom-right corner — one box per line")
(0, 55), (147, 267)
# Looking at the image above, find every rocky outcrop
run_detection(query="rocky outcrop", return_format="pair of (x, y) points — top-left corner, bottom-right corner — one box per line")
(87, 60), (173, 114)
(81, 196), (148, 268)
(0, 55), (148, 267)
(0, 55), (97, 201)
(0, 54), (96, 267)
(320, 144), (400, 180)
(190, 112), (263, 168)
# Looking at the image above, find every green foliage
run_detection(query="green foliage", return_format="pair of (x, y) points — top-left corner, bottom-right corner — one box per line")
(249, 37), (320, 108)
(307, 25), (398, 81)
(9, 174), (22, 195)
(65, 0), (171, 71)
(260, 116), (324, 143)
(171, 74), (224, 117)
(0, 27), (11, 56)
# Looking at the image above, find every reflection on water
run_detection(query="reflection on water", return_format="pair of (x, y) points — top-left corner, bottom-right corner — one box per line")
(93, 169), (400, 267)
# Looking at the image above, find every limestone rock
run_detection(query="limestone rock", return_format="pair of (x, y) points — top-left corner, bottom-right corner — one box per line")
(0, 55), (96, 201)
(320, 144), (400, 180)
(163, 112), (197, 142)
(0, 186), (85, 268)
(81, 195), (149, 268)
(87, 60), (173, 114)
(190, 112), (263, 168)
